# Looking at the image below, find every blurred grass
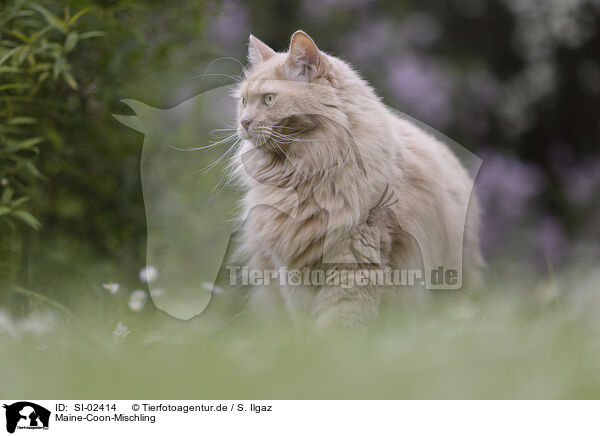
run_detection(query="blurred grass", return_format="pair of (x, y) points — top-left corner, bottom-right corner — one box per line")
(2, 265), (600, 399)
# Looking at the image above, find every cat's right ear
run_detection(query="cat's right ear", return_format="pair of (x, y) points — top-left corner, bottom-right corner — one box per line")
(248, 35), (276, 65)
(286, 31), (320, 78)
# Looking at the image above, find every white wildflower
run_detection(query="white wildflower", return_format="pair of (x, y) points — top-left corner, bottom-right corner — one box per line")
(102, 282), (120, 295)
(130, 289), (148, 303)
(112, 321), (130, 343)
(128, 299), (144, 312)
(128, 289), (148, 312)
(1, 178), (7, 186)
(139, 265), (158, 283)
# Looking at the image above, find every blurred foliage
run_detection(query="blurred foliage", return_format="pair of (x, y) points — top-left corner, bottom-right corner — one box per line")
(0, 1), (97, 231)
(1, 0), (213, 296)
(0, 0), (103, 295)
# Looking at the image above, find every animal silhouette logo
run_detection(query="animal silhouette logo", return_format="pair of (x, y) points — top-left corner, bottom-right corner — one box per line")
(112, 83), (240, 320)
(3, 402), (50, 433)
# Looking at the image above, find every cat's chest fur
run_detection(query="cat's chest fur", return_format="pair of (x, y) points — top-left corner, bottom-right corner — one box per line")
(241, 181), (332, 269)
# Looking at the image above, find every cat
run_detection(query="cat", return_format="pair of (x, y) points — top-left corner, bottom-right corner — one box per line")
(227, 30), (482, 328)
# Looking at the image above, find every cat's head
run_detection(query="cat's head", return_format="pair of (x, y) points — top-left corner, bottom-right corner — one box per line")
(235, 31), (343, 150)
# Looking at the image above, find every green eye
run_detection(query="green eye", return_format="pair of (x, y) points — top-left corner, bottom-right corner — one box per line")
(241, 97), (247, 107)
(264, 93), (276, 106)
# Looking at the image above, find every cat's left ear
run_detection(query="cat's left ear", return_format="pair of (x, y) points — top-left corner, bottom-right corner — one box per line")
(287, 30), (321, 77)
(248, 35), (276, 65)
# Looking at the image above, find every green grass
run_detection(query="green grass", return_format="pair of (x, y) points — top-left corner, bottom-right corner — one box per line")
(1, 265), (600, 399)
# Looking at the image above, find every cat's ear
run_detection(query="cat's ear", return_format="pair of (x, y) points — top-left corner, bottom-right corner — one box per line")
(248, 34), (276, 65)
(287, 30), (320, 77)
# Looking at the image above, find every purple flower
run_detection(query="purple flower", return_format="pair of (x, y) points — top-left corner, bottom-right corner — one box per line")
(476, 150), (545, 255)
(385, 55), (453, 127)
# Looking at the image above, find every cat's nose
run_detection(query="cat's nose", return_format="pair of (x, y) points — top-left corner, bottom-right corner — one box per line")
(241, 119), (251, 130)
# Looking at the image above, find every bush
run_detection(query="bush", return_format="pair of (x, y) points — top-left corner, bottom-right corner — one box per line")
(0, 1), (103, 295)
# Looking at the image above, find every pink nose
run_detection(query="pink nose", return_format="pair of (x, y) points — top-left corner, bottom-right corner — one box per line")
(241, 119), (251, 130)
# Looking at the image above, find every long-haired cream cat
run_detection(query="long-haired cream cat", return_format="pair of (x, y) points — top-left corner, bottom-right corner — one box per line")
(228, 30), (482, 328)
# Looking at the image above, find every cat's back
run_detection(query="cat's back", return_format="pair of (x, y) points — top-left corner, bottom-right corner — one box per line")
(385, 112), (473, 196)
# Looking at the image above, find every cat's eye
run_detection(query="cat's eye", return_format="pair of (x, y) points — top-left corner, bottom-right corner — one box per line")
(263, 93), (276, 106)
(241, 97), (247, 107)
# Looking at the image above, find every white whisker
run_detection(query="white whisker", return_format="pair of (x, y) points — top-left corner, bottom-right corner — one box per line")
(196, 138), (241, 175)
(201, 56), (245, 77)
(258, 128), (333, 143)
(192, 72), (243, 85)
(268, 137), (308, 180)
(171, 133), (238, 151)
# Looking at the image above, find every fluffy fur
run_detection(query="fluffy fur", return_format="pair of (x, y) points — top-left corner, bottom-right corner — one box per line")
(229, 31), (482, 328)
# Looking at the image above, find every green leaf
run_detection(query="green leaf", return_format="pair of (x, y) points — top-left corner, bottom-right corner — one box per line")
(0, 40), (19, 48)
(0, 66), (20, 73)
(0, 46), (25, 67)
(78, 31), (106, 40)
(62, 70), (78, 90)
(0, 206), (11, 216)
(45, 126), (63, 149)
(2, 187), (13, 202)
(53, 57), (65, 79)
(11, 209), (41, 230)
(69, 7), (92, 25)
(7, 116), (37, 125)
(29, 4), (67, 34)
(2, 136), (44, 153)
(64, 31), (78, 53)
(21, 159), (43, 179)
(0, 83), (31, 92)
(6, 30), (28, 43)
(28, 62), (52, 73)
(16, 47), (29, 64)
(37, 71), (50, 84)
(29, 25), (52, 44)
(11, 196), (29, 208)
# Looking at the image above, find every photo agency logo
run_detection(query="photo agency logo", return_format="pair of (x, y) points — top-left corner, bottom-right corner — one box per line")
(3, 402), (50, 433)
(113, 45), (481, 320)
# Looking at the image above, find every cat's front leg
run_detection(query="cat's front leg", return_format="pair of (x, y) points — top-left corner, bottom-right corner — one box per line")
(314, 280), (381, 329)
